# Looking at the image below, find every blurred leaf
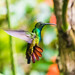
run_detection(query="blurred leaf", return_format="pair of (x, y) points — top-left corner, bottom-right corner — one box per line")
(26, 5), (34, 14)
(49, 38), (58, 49)
(32, 60), (53, 71)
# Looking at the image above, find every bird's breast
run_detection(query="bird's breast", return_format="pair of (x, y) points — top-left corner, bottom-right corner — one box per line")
(32, 37), (39, 46)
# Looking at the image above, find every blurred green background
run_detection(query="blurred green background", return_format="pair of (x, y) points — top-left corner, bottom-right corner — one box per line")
(0, 0), (58, 75)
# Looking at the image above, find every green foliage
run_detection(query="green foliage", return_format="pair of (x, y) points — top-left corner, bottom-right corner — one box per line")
(0, 0), (58, 75)
(32, 60), (53, 71)
(26, 5), (34, 14)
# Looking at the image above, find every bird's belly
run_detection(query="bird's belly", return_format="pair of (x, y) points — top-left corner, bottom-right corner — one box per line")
(30, 38), (39, 49)
(28, 38), (39, 55)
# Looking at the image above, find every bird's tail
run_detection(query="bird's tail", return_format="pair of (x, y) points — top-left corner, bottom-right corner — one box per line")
(27, 57), (31, 64)
(26, 45), (43, 64)
(31, 45), (43, 63)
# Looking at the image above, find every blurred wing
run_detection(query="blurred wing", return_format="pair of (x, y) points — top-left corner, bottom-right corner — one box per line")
(4, 30), (36, 43)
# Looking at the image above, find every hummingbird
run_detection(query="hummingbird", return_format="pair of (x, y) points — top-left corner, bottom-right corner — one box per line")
(4, 22), (56, 64)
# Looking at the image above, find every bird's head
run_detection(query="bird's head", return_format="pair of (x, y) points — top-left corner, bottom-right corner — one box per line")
(35, 22), (56, 30)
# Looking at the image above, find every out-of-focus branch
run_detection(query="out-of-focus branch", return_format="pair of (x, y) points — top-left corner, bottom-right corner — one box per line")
(53, 0), (75, 75)
(53, 0), (69, 32)
(6, 0), (11, 28)
(6, 0), (16, 75)
(53, 0), (63, 31)
(62, 0), (69, 32)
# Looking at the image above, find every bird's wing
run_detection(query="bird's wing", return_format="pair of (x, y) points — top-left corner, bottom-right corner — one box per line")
(4, 30), (36, 43)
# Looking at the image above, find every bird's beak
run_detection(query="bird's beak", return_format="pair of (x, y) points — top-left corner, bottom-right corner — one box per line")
(40, 22), (56, 29)
(44, 23), (56, 25)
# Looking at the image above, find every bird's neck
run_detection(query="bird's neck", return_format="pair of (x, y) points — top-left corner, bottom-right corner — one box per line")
(32, 28), (41, 41)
